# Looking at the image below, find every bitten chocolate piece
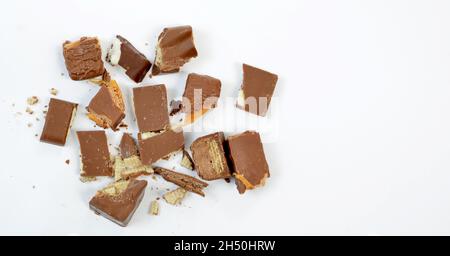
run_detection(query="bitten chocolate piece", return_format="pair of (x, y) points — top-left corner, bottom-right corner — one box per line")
(77, 131), (112, 177)
(63, 37), (105, 80)
(138, 129), (184, 165)
(191, 132), (231, 180)
(152, 26), (198, 75)
(89, 179), (147, 227)
(119, 133), (139, 158)
(154, 167), (208, 197)
(106, 35), (152, 83)
(226, 131), (270, 194)
(133, 85), (170, 132)
(87, 80), (125, 130)
(236, 64), (278, 117)
(40, 98), (77, 146)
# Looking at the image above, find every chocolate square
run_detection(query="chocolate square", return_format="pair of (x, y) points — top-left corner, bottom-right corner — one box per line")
(138, 129), (184, 165)
(132, 85), (170, 132)
(119, 133), (139, 158)
(40, 98), (77, 146)
(62, 37), (105, 80)
(77, 131), (112, 177)
(182, 73), (221, 116)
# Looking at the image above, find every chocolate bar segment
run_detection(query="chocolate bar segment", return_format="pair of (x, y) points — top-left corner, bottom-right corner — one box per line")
(138, 129), (184, 165)
(87, 80), (125, 130)
(77, 131), (112, 177)
(106, 35), (152, 83)
(226, 131), (270, 194)
(191, 132), (231, 180)
(152, 26), (198, 75)
(133, 85), (170, 132)
(63, 37), (105, 80)
(154, 167), (208, 196)
(40, 98), (77, 146)
(236, 64), (278, 117)
(119, 133), (139, 158)
(89, 179), (147, 227)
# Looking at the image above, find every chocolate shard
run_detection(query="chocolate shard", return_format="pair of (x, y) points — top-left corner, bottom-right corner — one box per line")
(40, 98), (77, 146)
(154, 167), (208, 197)
(226, 131), (270, 194)
(119, 133), (139, 158)
(152, 26), (198, 76)
(89, 179), (147, 227)
(236, 64), (278, 117)
(87, 80), (125, 130)
(138, 129), (184, 165)
(182, 73), (221, 123)
(77, 131), (112, 177)
(191, 132), (231, 180)
(133, 85), (170, 133)
(63, 37), (105, 80)
(169, 100), (182, 116)
(106, 35), (152, 83)
(180, 149), (195, 170)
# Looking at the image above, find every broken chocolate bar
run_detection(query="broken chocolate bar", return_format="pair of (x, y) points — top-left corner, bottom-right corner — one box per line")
(152, 26), (198, 75)
(154, 167), (208, 196)
(191, 132), (231, 180)
(77, 131), (112, 177)
(236, 64), (278, 117)
(89, 179), (147, 227)
(119, 133), (139, 158)
(180, 150), (194, 170)
(63, 37), (105, 80)
(226, 131), (270, 194)
(182, 73), (221, 123)
(40, 98), (77, 146)
(87, 80), (125, 130)
(133, 85), (170, 132)
(138, 129), (184, 165)
(113, 155), (153, 181)
(106, 35), (152, 83)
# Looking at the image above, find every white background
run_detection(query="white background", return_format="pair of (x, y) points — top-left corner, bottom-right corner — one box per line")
(1, 0), (450, 235)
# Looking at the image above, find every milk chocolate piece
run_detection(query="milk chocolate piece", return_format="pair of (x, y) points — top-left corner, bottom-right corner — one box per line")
(62, 37), (105, 80)
(40, 98), (77, 146)
(152, 26), (198, 75)
(138, 129), (184, 165)
(226, 131), (270, 194)
(119, 133), (139, 158)
(133, 85), (170, 132)
(154, 167), (208, 196)
(236, 64), (278, 117)
(191, 132), (231, 180)
(113, 156), (153, 181)
(89, 179), (147, 227)
(106, 35), (152, 83)
(87, 80), (125, 130)
(77, 131), (112, 177)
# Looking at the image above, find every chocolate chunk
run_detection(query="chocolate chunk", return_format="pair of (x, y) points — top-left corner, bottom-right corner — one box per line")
(152, 26), (198, 75)
(226, 131), (270, 194)
(40, 98), (77, 146)
(113, 156), (153, 181)
(169, 100), (182, 116)
(182, 73), (221, 123)
(119, 133), (139, 158)
(77, 131), (112, 177)
(191, 132), (231, 180)
(106, 35), (152, 83)
(180, 149), (194, 170)
(236, 64), (278, 116)
(87, 80), (125, 130)
(138, 129), (184, 165)
(133, 85), (170, 132)
(62, 37), (105, 80)
(89, 179), (147, 227)
(154, 167), (208, 196)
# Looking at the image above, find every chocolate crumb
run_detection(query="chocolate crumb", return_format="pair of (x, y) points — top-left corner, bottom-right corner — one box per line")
(32, 185), (35, 189)
(61, 73), (65, 76)
(119, 123), (128, 128)
(27, 123), (32, 127)
(65, 159), (70, 165)
(36, 117), (40, 121)
(34, 134), (38, 137)
(27, 96), (39, 105)
(50, 88), (58, 96)
(25, 107), (34, 115)
(224, 178), (231, 183)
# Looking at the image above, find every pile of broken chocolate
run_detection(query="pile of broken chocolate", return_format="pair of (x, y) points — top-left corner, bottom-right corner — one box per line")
(39, 26), (278, 227)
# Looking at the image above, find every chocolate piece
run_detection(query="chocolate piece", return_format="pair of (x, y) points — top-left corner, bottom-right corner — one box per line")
(113, 156), (153, 181)
(154, 167), (208, 196)
(180, 150), (194, 170)
(191, 132), (231, 180)
(89, 179), (147, 227)
(133, 85), (170, 132)
(163, 188), (187, 205)
(169, 100), (182, 116)
(106, 35), (152, 83)
(119, 133), (139, 158)
(138, 129), (184, 165)
(40, 98), (77, 146)
(226, 131), (270, 194)
(182, 73), (221, 123)
(62, 37), (105, 80)
(236, 64), (278, 117)
(152, 26), (198, 75)
(77, 131), (112, 177)
(87, 80), (125, 130)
